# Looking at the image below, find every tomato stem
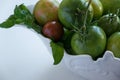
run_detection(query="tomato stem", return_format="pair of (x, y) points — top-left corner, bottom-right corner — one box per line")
(71, 0), (92, 41)
(83, 0), (92, 29)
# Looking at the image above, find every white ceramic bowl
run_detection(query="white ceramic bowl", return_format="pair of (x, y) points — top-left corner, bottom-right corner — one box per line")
(64, 51), (120, 80)
(28, 4), (120, 80)
(37, 32), (120, 80)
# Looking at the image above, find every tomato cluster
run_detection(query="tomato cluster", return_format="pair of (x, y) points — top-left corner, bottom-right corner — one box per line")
(33, 0), (120, 60)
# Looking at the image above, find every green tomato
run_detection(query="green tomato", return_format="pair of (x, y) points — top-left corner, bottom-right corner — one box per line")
(33, 0), (59, 25)
(107, 32), (120, 58)
(100, 0), (120, 14)
(62, 29), (76, 55)
(97, 13), (120, 37)
(71, 26), (106, 59)
(58, 0), (93, 29)
(90, 0), (103, 19)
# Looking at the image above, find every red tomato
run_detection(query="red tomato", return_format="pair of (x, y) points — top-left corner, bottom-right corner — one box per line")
(42, 21), (64, 41)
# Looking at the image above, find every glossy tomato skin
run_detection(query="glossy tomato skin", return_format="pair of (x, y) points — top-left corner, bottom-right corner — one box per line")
(42, 21), (64, 41)
(107, 32), (120, 58)
(97, 13), (120, 37)
(58, 0), (93, 29)
(33, 0), (59, 25)
(71, 26), (106, 59)
(62, 29), (76, 55)
(90, 0), (103, 19)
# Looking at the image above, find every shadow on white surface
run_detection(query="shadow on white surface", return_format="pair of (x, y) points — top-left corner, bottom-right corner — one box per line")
(0, 26), (87, 80)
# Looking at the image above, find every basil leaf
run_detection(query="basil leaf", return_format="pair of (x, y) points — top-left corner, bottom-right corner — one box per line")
(16, 4), (42, 34)
(14, 4), (32, 20)
(50, 41), (64, 65)
(0, 4), (42, 34)
(0, 15), (16, 28)
(0, 4), (64, 65)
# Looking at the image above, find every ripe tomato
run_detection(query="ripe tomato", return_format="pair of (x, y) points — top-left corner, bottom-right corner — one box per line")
(33, 0), (59, 25)
(42, 21), (64, 41)
(71, 26), (106, 59)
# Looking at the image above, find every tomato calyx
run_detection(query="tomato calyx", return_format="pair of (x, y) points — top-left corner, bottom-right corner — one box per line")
(97, 11), (120, 37)
(108, 13), (119, 23)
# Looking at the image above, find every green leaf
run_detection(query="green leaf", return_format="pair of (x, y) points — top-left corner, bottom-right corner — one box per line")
(14, 4), (42, 34)
(50, 41), (64, 65)
(14, 4), (32, 19)
(0, 15), (15, 28)
(26, 22), (42, 34)
(0, 4), (42, 34)
(0, 20), (14, 28)
(15, 18), (24, 24)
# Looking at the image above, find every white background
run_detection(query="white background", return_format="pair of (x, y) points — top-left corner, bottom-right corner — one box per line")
(0, 0), (86, 80)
